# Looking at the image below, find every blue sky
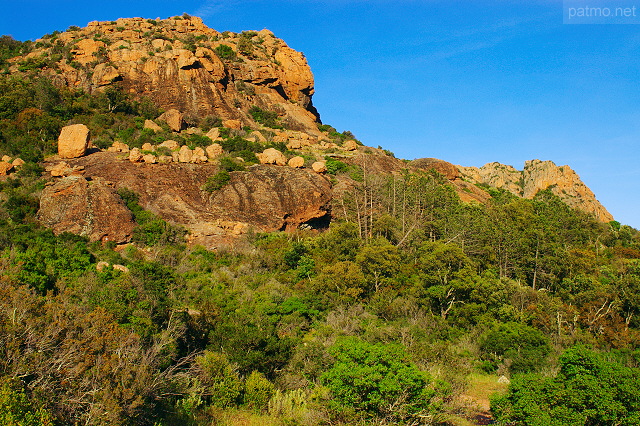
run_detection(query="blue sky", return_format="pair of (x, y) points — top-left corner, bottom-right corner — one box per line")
(1, 0), (639, 228)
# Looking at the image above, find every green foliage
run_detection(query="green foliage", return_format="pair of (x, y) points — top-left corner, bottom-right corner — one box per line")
(195, 351), (243, 408)
(480, 322), (550, 373)
(0, 378), (54, 426)
(243, 371), (275, 411)
(321, 337), (444, 421)
(117, 188), (185, 246)
(202, 171), (230, 192)
(214, 44), (236, 60)
(0, 35), (31, 67)
(218, 156), (247, 172)
(237, 33), (255, 57)
(249, 106), (283, 129)
(323, 157), (348, 175)
(492, 346), (640, 425)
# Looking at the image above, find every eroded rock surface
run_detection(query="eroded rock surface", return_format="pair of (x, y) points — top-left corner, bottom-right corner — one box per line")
(38, 175), (136, 243)
(41, 152), (332, 248)
(16, 16), (321, 134)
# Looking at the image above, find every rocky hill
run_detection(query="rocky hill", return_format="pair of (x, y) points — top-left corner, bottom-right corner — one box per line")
(1, 16), (616, 247)
(8, 15), (320, 134)
(458, 160), (613, 222)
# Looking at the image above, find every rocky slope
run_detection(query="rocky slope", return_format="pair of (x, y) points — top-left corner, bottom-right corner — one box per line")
(41, 151), (332, 249)
(458, 160), (613, 222)
(9, 15), (320, 134)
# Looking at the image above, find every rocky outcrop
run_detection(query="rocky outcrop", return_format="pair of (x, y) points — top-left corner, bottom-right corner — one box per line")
(0, 162), (14, 176)
(458, 160), (614, 222)
(40, 152), (332, 248)
(410, 158), (460, 180)
(58, 124), (90, 158)
(15, 16), (321, 134)
(38, 176), (136, 243)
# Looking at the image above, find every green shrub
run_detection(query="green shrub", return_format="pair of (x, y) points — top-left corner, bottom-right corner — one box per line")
(202, 171), (230, 192)
(324, 157), (348, 175)
(480, 322), (550, 373)
(492, 346), (640, 426)
(195, 351), (243, 408)
(0, 377), (54, 425)
(219, 156), (246, 172)
(243, 371), (275, 411)
(321, 337), (445, 421)
(249, 106), (282, 129)
(214, 44), (236, 60)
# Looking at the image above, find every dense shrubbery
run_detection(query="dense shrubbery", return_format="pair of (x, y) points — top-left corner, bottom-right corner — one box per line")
(0, 38), (639, 425)
(0, 164), (638, 424)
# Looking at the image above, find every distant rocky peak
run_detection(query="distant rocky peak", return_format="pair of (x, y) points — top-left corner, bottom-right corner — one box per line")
(458, 159), (613, 222)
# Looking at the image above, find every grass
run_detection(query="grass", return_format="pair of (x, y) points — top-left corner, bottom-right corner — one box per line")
(462, 373), (509, 413)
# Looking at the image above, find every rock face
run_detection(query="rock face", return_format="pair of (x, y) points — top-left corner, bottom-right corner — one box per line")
(38, 176), (136, 243)
(40, 152), (332, 248)
(17, 16), (321, 135)
(458, 160), (614, 222)
(411, 158), (460, 180)
(0, 161), (13, 176)
(58, 124), (90, 158)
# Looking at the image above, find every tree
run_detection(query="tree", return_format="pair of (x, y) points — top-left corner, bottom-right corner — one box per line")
(492, 346), (640, 425)
(480, 322), (550, 373)
(321, 337), (447, 422)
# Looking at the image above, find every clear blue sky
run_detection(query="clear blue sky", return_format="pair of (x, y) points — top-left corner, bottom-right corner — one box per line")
(2, 0), (639, 228)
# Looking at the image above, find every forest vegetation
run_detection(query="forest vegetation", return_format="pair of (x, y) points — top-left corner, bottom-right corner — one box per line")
(1, 34), (640, 426)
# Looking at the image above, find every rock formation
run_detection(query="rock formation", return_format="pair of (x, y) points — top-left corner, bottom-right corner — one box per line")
(58, 124), (90, 158)
(13, 16), (321, 134)
(45, 152), (332, 248)
(12, 16), (614, 247)
(458, 160), (613, 222)
(38, 176), (136, 243)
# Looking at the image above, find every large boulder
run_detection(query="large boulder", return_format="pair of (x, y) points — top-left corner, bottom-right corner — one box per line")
(288, 156), (305, 168)
(144, 119), (163, 132)
(206, 143), (223, 159)
(160, 140), (180, 150)
(38, 176), (135, 244)
(157, 109), (185, 132)
(206, 128), (220, 141)
(0, 161), (14, 176)
(312, 161), (327, 173)
(58, 124), (90, 158)
(222, 119), (242, 130)
(178, 145), (193, 163)
(257, 148), (287, 166)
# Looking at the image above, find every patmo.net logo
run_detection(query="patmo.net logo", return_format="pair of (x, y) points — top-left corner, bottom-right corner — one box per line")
(563, 0), (640, 23)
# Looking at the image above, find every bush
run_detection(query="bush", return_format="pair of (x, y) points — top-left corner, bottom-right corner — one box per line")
(492, 346), (640, 425)
(243, 371), (275, 411)
(249, 106), (283, 129)
(214, 44), (236, 60)
(0, 377), (55, 425)
(480, 322), (550, 373)
(195, 351), (243, 408)
(202, 171), (230, 192)
(321, 337), (445, 421)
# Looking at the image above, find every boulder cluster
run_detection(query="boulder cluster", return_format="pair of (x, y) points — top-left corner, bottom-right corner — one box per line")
(0, 155), (25, 176)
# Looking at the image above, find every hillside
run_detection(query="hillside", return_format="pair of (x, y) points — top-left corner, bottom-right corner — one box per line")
(0, 15), (638, 426)
(0, 15), (615, 246)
